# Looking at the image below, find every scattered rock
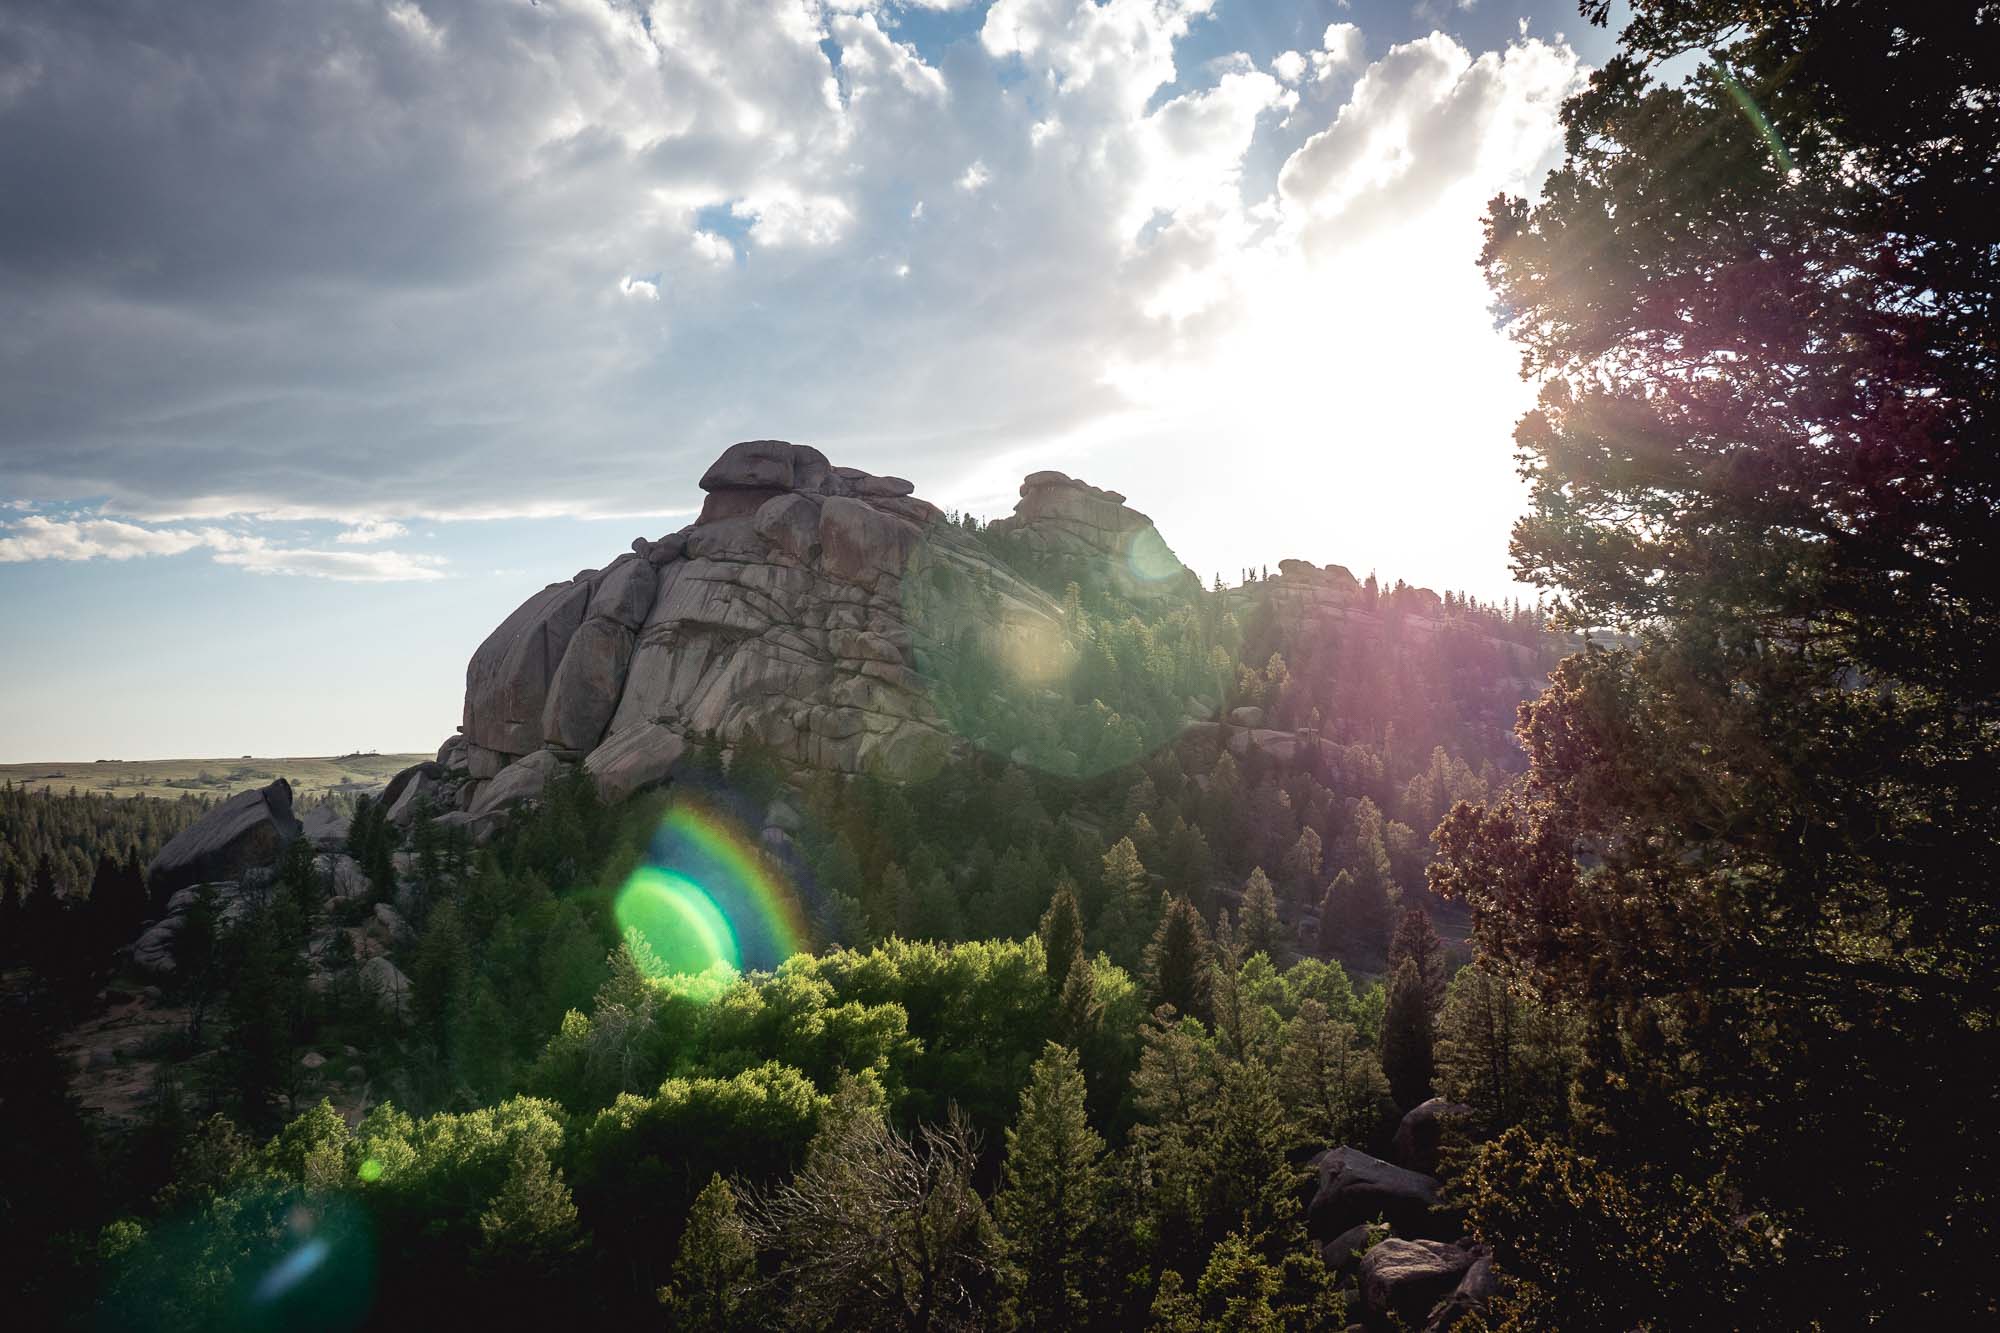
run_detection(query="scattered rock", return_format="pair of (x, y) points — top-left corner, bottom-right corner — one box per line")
(145, 780), (302, 903)
(301, 1051), (328, 1070)
(1228, 705), (1265, 728)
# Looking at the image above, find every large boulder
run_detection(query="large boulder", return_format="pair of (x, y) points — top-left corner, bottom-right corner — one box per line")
(299, 801), (351, 849)
(1357, 1239), (1476, 1330)
(384, 762), (449, 825)
(462, 579), (594, 754)
(541, 617), (636, 750)
(700, 439), (834, 494)
(146, 780), (302, 904)
(1309, 1147), (1453, 1241)
(1425, 1253), (1498, 1331)
(130, 881), (250, 975)
(582, 721), (685, 805)
(1393, 1097), (1471, 1177)
(467, 749), (569, 818)
(360, 956), (412, 1018)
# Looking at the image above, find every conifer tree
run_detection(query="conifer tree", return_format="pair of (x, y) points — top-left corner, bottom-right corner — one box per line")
(1379, 960), (1435, 1111)
(1279, 826), (1323, 903)
(1143, 896), (1212, 1023)
(1092, 836), (1152, 962)
(1239, 867), (1284, 963)
(1279, 999), (1388, 1148)
(659, 1173), (756, 1331)
(995, 1043), (1107, 1332)
(1388, 905), (1449, 1014)
(1038, 877), (1084, 994)
(477, 1139), (581, 1266)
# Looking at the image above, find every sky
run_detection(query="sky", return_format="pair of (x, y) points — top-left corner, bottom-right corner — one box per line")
(0, 0), (1619, 761)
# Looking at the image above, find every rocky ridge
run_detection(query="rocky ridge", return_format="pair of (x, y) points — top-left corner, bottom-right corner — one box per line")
(407, 440), (1198, 828)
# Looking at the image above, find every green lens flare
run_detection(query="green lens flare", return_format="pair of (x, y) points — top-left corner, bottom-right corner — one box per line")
(356, 1158), (383, 1183)
(615, 866), (742, 976)
(1714, 55), (1794, 175)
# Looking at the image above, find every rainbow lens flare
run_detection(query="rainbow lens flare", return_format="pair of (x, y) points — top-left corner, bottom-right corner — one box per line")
(614, 800), (811, 976)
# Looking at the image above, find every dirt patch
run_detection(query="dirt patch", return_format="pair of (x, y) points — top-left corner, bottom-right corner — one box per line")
(60, 992), (192, 1125)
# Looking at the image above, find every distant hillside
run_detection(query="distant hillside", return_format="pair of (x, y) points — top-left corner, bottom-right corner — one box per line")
(0, 754), (429, 803)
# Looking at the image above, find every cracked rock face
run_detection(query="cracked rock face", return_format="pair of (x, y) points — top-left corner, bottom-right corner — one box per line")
(453, 440), (1195, 807)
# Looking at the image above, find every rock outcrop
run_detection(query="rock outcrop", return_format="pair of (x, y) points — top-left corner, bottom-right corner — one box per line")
(145, 779), (301, 903)
(987, 470), (1198, 602)
(429, 440), (1202, 818)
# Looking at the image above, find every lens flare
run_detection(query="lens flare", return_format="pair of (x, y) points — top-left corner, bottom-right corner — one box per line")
(613, 800), (810, 976)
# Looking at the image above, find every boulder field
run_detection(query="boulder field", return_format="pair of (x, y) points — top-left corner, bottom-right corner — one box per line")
(403, 440), (1200, 825)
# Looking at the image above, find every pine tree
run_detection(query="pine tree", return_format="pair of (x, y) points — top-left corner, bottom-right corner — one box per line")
(1143, 896), (1212, 1023)
(1279, 826), (1323, 904)
(1388, 906), (1448, 1014)
(1379, 960), (1435, 1111)
(659, 1173), (757, 1331)
(1092, 837), (1152, 963)
(1038, 877), (1084, 993)
(995, 1043), (1107, 1332)
(1239, 867), (1284, 963)
(1279, 999), (1388, 1148)
(477, 1139), (581, 1265)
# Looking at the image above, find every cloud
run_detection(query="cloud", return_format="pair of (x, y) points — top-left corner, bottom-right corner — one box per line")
(0, 515), (445, 581)
(0, 516), (207, 562)
(210, 540), (448, 582)
(0, 0), (1583, 535)
(1311, 23), (1364, 84)
(334, 519), (410, 544)
(1279, 31), (1583, 249)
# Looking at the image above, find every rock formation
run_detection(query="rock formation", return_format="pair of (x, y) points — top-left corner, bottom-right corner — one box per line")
(986, 470), (1198, 603)
(145, 778), (302, 904)
(412, 440), (1194, 822)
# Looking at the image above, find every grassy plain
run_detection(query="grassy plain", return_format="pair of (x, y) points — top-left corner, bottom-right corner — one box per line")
(0, 753), (429, 802)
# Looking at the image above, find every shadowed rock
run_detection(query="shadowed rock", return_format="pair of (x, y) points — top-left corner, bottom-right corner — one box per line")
(1393, 1097), (1471, 1177)
(1308, 1146), (1453, 1241)
(1357, 1239), (1476, 1330)
(145, 780), (301, 904)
